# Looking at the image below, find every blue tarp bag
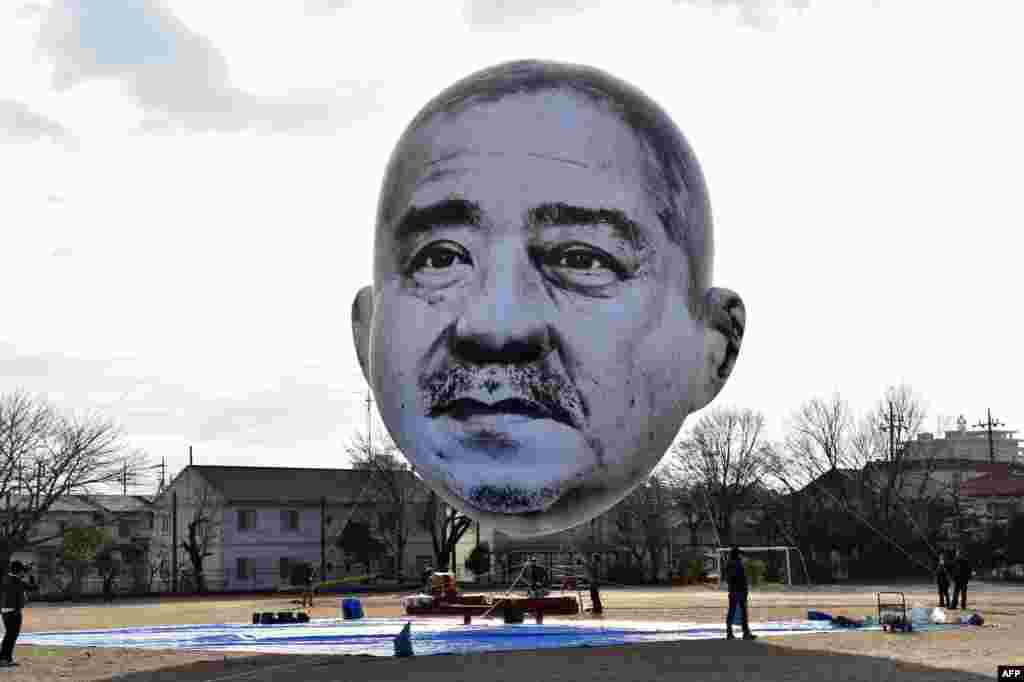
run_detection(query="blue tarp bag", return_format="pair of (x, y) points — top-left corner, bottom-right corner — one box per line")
(342, 598), (364, 620)
(807, 610), (833, 621)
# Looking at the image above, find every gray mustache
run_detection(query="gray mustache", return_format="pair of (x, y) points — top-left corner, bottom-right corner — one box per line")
(419, 364), (585, 428)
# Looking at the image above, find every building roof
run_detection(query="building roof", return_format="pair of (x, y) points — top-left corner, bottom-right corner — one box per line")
(184, 465), (427, 504)
(960, 469), (1024, 498)
(2, 494), (154, 514)
(3, 495), (99, 513)
(793, 468), (862, 496)
(84, 495), (154, 513)
(963, 463), (1024, 477)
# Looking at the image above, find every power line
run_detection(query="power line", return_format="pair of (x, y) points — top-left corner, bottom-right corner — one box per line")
(877, 400), (906, 462)
(973, 408), (1006, 464)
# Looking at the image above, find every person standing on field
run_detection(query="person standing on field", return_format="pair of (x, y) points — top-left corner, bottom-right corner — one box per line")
(935, 554), (950, 608)
(585, 554), (604, 615)
(1, 561), (37, 667)
(951, 550), (972, 610)
(724, 547), (756, 640)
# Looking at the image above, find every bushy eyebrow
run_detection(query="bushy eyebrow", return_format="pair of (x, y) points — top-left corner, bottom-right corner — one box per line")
(392, 199), (642, 246)
(527, 202), (641, 244)
(394, 198), (482, 245)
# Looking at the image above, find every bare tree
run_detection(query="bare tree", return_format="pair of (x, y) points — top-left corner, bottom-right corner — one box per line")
(421, 490), (473, 573)
(860, 385), (936, 530)
(0, 391), (150, 572)
(782, 394), (856, 485)
(346, 429), (423, 581)
(817, 386), (945, 560)
(776, 389), (945, 576)
(180, 482), (222, 594)
(672, 483), (711, 549)
(609, 473), (678, 582)
(345, 421), (473, 577)
(669, 407), (775, 545)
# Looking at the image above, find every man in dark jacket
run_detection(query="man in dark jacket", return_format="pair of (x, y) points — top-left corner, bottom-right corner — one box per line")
(1, 561), (37, 667)
(724, 547), (756, 640)
(951, 550), (972, 610)
(935, 555), (950, 608)
(585, 554), (604, 615)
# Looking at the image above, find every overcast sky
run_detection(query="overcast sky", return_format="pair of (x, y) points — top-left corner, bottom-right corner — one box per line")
(3, 0), (1021, 491)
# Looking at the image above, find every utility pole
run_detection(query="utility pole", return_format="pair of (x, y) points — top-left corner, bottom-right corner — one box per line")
(159, 457), (166, 492)
(188, 444), (193, 467)
(171, 491), (178, 593)
(365, 391), (374, 461)
(122, 461), (128, 495)
(320, 496), (327, 581)
(878, 400), (906, 460)
(974, 409), (1006, 464)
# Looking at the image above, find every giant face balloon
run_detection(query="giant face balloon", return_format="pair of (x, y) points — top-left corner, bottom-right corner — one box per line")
(352, 60), (745, 537)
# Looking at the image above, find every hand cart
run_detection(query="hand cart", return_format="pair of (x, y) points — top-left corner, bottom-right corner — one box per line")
(876, 592), (913, 632)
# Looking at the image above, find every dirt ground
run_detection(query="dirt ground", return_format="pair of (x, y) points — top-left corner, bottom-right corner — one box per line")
(4, 582), (1023, 681)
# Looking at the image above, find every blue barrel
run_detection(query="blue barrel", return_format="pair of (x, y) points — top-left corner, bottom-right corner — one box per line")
(342, 598), (364, 620)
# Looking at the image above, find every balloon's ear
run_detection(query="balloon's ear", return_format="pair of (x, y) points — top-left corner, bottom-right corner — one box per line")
(351, 285), (374, 384)
(694, 287), (745, 410)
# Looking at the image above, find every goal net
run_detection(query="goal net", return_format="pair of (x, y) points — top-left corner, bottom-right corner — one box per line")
(708, 546), (811, 588)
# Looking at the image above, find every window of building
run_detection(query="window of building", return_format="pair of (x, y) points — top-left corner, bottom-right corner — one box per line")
(237, 510), (257, 531)
(237, 557), (250, 580)
(161, 515), (170, 534)
(279, 557), (291, 580)
(281, 509), (300, 532)
(118, 521), (132, 538)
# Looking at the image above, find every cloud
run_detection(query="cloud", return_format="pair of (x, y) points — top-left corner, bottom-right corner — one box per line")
(463, 0), (601, 30)
(303, 0), (353, 16)
(0, 99), (77, 146)
(50, 246), (74, 257)
(462, 0), (811, 31)
(35, 0), (379, 133)
(0, 344), (186, 424)
(0, 343), (347, 451)
(16, 3), (45, 19)
(195, 377), (342, 447)
(674, 0), (811, 29)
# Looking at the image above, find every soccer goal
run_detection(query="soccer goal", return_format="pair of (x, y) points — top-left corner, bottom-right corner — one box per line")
(709, 546), (811, 588)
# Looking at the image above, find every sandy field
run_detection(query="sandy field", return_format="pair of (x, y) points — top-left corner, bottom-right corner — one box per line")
(3, 582), (1022, 681)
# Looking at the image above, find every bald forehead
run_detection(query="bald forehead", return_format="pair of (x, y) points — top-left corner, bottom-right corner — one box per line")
(421, 90), (646, 165)
(383, 89), (670, 228)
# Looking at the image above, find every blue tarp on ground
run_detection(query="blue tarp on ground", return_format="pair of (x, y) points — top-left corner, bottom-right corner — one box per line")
(19, 618), (965, 657)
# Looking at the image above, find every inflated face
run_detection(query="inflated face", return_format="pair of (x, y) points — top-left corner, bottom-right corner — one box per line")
(353, 62), (744, 536)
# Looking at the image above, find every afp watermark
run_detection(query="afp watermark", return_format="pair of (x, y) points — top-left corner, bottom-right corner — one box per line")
(999, 665), (1024, 679)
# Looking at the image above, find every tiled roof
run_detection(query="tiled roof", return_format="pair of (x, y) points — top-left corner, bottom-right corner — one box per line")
(2, 494), (156, 515)
(186, 465), (430, 504)
(4, 495), (101, 513)
(960, 470), (1024, 498)
(961, 463), (1023, 476)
